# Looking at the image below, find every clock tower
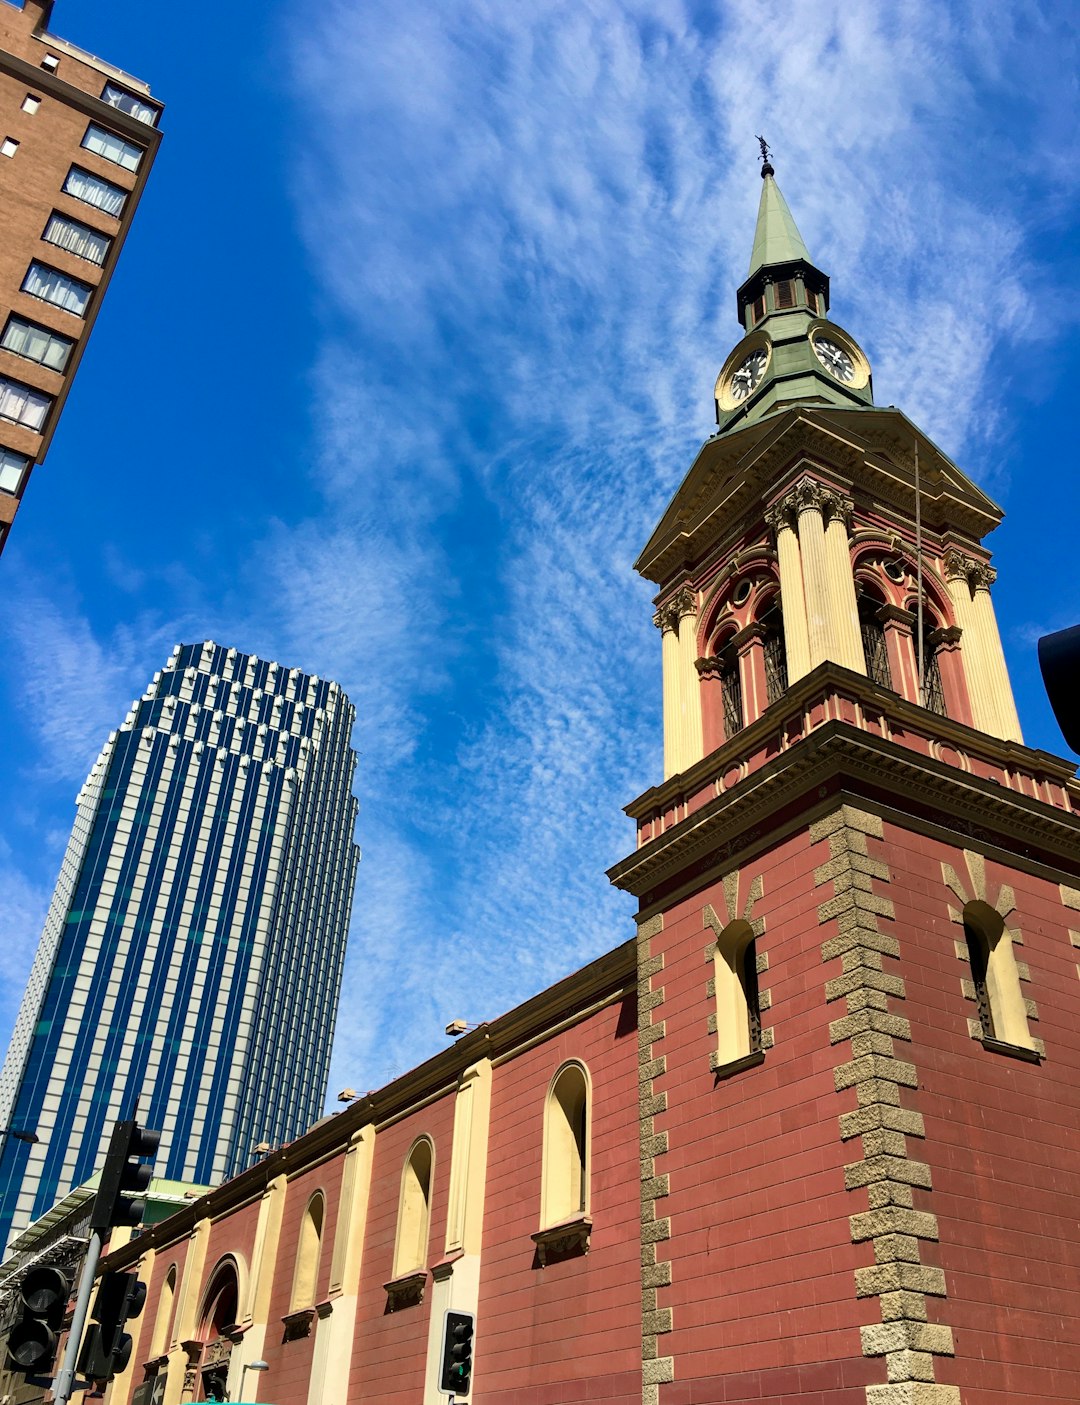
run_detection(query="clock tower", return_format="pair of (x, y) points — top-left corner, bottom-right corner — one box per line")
(610, 158), (1080, 1405)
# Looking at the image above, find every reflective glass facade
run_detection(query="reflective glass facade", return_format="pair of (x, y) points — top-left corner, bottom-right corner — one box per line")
(0, 642), (359, 1250)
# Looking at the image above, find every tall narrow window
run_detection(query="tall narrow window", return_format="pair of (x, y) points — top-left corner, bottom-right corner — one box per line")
(719, 644), (743, 740)
(775, 279), (795, 309)
(760, 601), (788, 705)
(63, 166), (127, 217)
(43, 212), (110, 265)
(859, 593), (893, 689)
(713, 919), (762, 1066)
(149, 1264), (176, 1359)
(22, 262), (92, 316)
(392, 1138), (433, 1277)
(913, 606), (947, 716)
(962, 901), (1034, 1051)
(81, 123), (143, 171)
(541, 1062), (589, 1227)
(2, 315), (74, 372)
(290, 1193), (324, 1310)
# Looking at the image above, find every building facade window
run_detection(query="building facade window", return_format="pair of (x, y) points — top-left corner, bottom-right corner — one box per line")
(963, 900), (1034, 1050)
(713, 919), (762, 1066)
(392, 1137), (433, 1277)
(0, 374), (50, 431)
(859, 591), (893, 689)
(541, 1061), (589, 1227)
(2, 316), (74, 372)
(0, 448), (29, 494)
(63, 166), (127, 217)
(760, 600), (788, 705)
(290, 1192), (325, 1310)
(101, 81), (160, 126)
(149, 1263), (177, 1360)
(1, 137), (19, 158)
(720, 644), (743, 739)
(81, 123), (143, 171)
(43, 212), (110, 265)
(22, 262), (92, 316)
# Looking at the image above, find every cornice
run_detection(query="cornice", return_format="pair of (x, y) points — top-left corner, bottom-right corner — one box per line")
(102, 939), (636, 1270)
(609, 665), (1080, 903)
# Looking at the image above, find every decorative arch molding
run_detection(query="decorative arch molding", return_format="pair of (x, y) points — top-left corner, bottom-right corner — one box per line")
(703, 866), (773, 1074)
(196, 1253), (249, 1342)
(941, 851), (1042, 1057)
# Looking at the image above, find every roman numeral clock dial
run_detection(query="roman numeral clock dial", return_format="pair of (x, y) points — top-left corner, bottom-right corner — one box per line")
(730, 347), (768, 401)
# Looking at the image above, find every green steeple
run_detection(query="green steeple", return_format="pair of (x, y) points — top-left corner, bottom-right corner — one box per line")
(747, 165), (813, 277)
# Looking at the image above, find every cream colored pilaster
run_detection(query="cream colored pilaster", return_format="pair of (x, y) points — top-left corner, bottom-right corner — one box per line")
(655, 588), (703, 778)
(794, 479), (832, 668)
(766, 498), (811, 683)
(423, 1060), (493, 1405)
(821, 493), (865, 674)
(969, 565), (1023, 743)
(165, 1216), (211, 1405)
(944, 552), (998, 736)
(312, 1123), (376, 1405)
(227, 1174), (286, 1400)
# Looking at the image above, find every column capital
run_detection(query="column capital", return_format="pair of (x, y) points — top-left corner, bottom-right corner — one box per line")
(943, 548), (977, 583)
(969, 562), (997, 591)
(820, 489), (854, 528)
(653, 587), (698, 633)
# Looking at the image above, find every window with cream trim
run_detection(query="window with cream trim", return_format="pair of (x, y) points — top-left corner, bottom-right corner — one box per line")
(391, 1137), (433, 1277)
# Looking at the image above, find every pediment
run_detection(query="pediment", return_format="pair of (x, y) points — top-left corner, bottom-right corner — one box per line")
(635, 405), (1003, 587)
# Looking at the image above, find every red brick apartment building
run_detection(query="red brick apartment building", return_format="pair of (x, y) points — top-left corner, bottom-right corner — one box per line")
(0, 0), (160, 552)
(93, 169), (1080, 1405)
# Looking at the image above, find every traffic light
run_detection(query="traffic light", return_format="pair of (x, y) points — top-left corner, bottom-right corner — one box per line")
(1038, 624), (1080, 754)
(90, 1119), (161, 1234)
(6, 1265), (72, 1376)
(77, 1270), (146, 1383)
(439, 1310), (475, 1395)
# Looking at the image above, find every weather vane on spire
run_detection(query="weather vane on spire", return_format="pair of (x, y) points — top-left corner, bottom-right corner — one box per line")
(755, 134), (774, 177)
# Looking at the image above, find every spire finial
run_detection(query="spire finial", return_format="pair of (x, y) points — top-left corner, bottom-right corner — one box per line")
(756, 134), (774, 179)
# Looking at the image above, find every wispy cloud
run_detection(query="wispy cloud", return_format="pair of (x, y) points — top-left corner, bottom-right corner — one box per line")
(277, 0), (1079, 1086)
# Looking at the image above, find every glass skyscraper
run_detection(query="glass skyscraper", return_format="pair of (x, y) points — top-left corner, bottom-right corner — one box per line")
(0, 641), (360, 1250)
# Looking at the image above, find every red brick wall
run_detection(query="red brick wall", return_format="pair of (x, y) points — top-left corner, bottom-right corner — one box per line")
(477, 994), (641, 1405)
(653, 828), (878, 1405)
(349, 1094), (457, 1402)
(262, 1156), (346, 1399)
(883, 822), (1080, 1404)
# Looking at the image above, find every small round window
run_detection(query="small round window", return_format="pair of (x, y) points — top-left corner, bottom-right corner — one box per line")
(883, 559), (906, 583)
(732, 579), (752, 607)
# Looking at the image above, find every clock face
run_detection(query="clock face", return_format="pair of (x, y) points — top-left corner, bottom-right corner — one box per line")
(730, 347), (768, 401)
(813, 336), (855, 382)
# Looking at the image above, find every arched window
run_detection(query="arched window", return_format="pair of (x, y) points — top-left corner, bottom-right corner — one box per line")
(858, 589), (892, 689)
(541, 1062), (590, 1227)
(910, 602), (947, 716)
(392, 1138), (433, 1277)
(713, 919), (762, 1066)
(149, 1263), (176, 1359)
(198, 1261), (239, 1343)
(197, 1260), (241, 1403)
(759, 599), (788, 705)
(963, 901), (1033, 1050)
(717, 638), (743, 740)
(290, 1192), (325, 1310)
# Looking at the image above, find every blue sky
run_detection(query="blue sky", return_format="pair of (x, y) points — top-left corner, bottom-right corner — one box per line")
(1, 0), (1078, 1100)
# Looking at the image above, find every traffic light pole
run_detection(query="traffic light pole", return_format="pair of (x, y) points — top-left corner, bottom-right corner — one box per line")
(51, 1226), (103, 1405)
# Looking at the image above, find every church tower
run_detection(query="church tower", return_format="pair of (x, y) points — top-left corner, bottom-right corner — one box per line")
(610, 156), (1080, 1405)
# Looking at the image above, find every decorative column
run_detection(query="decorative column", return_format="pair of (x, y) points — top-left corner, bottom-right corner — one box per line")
(969, 564), (1023, 743)
(655, 587), (703, 778)
(944, 551), (1016, 739)
(793, 479), (833, 668)
(765, 497), (811, 683)
(879, 605), (917, 701)
(316, 1123), (376, 1404)
(733, 623), (768, 727)
(821, 490), (865, 674)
